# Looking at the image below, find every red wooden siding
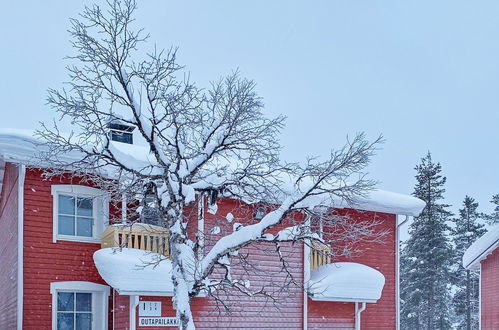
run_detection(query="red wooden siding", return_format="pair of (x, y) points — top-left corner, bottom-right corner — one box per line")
(114, 291), (131, 330)
(192, 197), (305, 329)
(14, 168), (398, 329)
(308, 301), (355, 329)
(481, 247), (499, 329)
(0, 162), (20, 329)
(22, 169), (110, 329)
(308, 209), (396, 330)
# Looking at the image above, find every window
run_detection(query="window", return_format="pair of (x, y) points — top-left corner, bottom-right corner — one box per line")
(51, 185), (109, 243)
(50, 281), (109, 330)
(56, 292), (92, 329)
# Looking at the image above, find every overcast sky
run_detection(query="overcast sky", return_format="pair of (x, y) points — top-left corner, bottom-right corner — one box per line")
(1, 1), (498, 226)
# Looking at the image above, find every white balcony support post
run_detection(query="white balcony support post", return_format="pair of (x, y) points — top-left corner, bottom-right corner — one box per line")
(355, 302), (366, 330)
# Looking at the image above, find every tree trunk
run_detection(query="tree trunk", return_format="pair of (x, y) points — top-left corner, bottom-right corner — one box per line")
(427, 283), (434, 330)
(169, 211), (197, 330)
(171, 247), (196, 330)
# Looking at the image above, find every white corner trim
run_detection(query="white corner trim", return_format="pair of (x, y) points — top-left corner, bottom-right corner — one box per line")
(50, 184), (110, 243)
(17, 164), (25, 330)
(50, 281), (110, 330)
(303, 215), (311, 330)
(479, 263), (482, 330)
(395, 215), (409, 330)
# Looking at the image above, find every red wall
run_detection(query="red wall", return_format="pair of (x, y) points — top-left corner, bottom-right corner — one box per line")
(307, 210), (396, 330)
(0, 162), (19, 329)
(481, 247), (499, 329)
(114, 291), (131, 330)
(192, 197), (305, 329)
(22, 169), (109, 329)
(308, 301), (355, 329)
(16, 169), (397, 329)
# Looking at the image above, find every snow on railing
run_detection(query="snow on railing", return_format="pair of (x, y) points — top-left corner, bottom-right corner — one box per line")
(101, 223), (170, 257)
(310, 241), (331, 270)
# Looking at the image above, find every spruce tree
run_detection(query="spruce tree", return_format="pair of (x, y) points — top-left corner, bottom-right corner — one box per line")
(401, 152), (454, 330)
(484, 194), (499, 225)
(451, 196), (486, 330)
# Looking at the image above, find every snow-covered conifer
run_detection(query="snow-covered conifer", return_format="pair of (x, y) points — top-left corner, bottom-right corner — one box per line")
(400, 152), (453, 330)
(450, 196), (485, 330)
(484, 194), (499, 225)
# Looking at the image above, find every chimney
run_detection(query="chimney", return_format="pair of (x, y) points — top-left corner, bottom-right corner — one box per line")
(108, 121), (135, 144)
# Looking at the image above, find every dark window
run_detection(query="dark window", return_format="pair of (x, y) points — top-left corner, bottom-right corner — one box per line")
(57, 292), (92, 330)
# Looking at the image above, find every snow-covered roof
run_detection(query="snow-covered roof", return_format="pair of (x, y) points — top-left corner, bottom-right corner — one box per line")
(308, 262), (385, 303)
(0, 129), (81, 164)
(338, 189), (425, 217)
(463, 224), (499, 270)
(0, 128), (425, 216)
(93, 248), (174, 296)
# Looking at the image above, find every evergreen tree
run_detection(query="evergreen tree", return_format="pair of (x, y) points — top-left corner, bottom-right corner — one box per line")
(401, 152), (454, 330)
(484, 194), (499, 225)
(451, 196), (486, 330)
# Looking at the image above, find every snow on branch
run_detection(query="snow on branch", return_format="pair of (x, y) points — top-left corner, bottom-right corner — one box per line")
(37, 1), (384, 328)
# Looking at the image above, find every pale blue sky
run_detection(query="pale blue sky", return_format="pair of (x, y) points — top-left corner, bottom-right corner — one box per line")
(1, 1), (498, 221)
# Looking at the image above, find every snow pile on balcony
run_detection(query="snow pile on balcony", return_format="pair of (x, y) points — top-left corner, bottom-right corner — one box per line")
(93, 248), (173, 296)
(308, 262), (385, 302)
(463, 224), (499, 270)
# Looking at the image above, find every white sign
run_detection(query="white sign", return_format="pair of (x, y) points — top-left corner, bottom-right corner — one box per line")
(139, 317), (180, 327)
(139, 301), (161, 316)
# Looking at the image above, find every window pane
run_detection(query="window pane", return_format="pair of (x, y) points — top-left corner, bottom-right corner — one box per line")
(59, 195), (75, 215)
(58, 216), (75, 236)
(77, 198), (93, 217)
(76, 217), (93, 237)
(76, 293), (92, 312)
(76, 313), (92, 330)
(57, 313), (75, 330)
(57, 292), (74, 311)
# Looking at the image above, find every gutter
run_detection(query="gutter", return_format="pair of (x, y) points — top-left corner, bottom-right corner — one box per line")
(355, 302), (366, 330)
(395, 215), (410, 330)
(130, 295), (139, 330)
(17, 164), (25, 330)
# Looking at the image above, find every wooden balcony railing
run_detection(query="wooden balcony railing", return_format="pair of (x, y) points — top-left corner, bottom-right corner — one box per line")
(101, 223), (170, 257)
(310, 241), (332, 270)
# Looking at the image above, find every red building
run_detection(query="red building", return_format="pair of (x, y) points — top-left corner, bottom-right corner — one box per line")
(0, 130), (425, 330)
(463, 224), (499, 329)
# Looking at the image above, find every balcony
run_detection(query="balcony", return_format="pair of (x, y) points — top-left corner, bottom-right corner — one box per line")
(101, 223), (170, 257)
(310, 241), (331, 270)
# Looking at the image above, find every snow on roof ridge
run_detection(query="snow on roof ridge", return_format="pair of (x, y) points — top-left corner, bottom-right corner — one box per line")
(463, 224), (499, 270)
(0, 128), (425, 216)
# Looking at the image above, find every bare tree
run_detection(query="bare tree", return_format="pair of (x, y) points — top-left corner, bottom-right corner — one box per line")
(39, 1), (384, 329)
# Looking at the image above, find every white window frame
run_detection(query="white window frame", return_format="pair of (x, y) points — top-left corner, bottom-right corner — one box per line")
(51, 185), (110, 243)
(50, 281), (110, 330)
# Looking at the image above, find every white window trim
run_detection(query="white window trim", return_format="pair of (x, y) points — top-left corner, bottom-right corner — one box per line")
(51, 185), (110, 243)
(50, 281), (110, 330)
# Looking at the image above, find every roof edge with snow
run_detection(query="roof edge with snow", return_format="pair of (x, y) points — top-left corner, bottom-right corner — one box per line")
(463, 224), (499, 270)
(0, 128), (425, 216)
